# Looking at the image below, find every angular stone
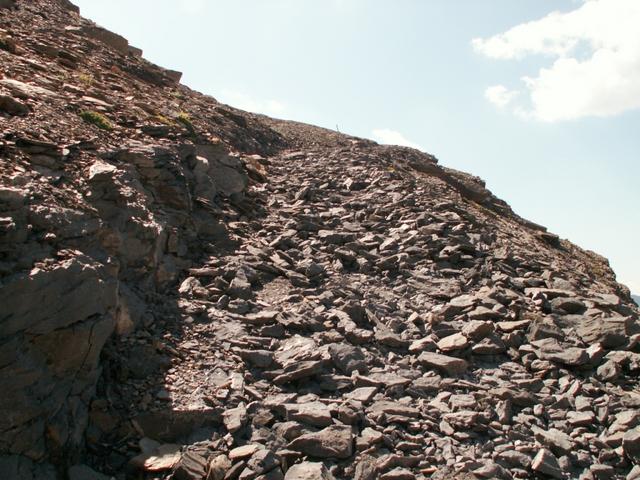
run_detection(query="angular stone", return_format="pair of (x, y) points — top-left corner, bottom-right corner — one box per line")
(623, 427), (640, 462)
(379, 468), (415, 480)
(273, 360), (324, 385)
(496, 319), (531, 333)
(468, 306), (501, 321)
(448, 294), (476, 310)
(223, 405), (248, 433)
(442, 410), (479, 429)
(532, 339), (588, 366)
(130, 444), (182, 472)
(356, 427), (384, 450)
(532, 427), (574, 455)
(284, 402), (333, 427)
(576, 316), (629, 348)
(345, 387), (378, 403)
(461, 320), (494, 340)
(531, 448), (562, 479)
(236, 349), (275, 368)
(550, 296), (585, 314)
(208, 455), (232, 480)
(367, 401), (420, 420)
(436, 332), (469, 352)
(471, 335), (506, 354)
(284, 462), (336, 480)
(245, 449), (280, 477)
(328, 343), (367, 374)
(0, 95), (29, 115)
(173, 451), (208, 480)
(288, 425), (353, 459)
(229, 275), (252, 299)
(417, 352), (468, 376)
(375, 328), (410, 348)
(230, 444), (263, 460)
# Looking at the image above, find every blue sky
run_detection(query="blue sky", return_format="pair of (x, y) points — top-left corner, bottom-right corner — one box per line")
(73, 0), (640, 293)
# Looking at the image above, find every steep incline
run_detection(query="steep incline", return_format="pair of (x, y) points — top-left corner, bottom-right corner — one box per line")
(1, 1), (639, 480)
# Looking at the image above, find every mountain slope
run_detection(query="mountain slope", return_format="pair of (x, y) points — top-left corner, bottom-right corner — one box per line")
(1, 1), (639, 480)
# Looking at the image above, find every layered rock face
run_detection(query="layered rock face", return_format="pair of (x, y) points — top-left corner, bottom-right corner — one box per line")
(1, 1), (639, 480)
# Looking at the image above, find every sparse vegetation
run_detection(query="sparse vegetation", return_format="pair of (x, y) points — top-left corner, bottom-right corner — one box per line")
(176, 111), (193, 127)
(176, 111), (196, 136)
(79, 110), (113, 131)
(152, 114), (177, 126)
(78, 72), (94, 87)
(170, 90), (185, 100)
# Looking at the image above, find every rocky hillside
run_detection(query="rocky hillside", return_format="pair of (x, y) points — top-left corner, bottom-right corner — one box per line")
(1, 1), (639, 479)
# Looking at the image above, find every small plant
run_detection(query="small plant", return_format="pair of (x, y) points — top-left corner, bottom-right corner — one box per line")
(176, 111), (192, 126)
(176, 111), (196, 136)
(80, 110), (113, 131)
(152, 114), (177, 126)
(78, 72), (94, 87)
(170, 90), (185, 100)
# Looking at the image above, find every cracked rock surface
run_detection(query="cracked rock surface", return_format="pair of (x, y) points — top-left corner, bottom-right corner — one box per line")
(1, 1), (639, 480)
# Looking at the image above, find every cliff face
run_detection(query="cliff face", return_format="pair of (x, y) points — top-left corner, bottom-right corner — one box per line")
(1, 1), (639, 480)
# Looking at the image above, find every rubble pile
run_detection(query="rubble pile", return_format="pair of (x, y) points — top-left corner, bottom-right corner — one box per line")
(1, 1), (638, 479)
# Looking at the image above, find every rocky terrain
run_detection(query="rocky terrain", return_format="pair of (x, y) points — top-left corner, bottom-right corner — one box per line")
(1, 1), (640, 479)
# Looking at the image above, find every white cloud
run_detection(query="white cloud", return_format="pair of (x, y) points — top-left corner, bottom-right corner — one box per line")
(219, 90), (287, 117)
(473, 0), (640, 121)
(371, 129), (422, 150)
(485, 85), (519, 108)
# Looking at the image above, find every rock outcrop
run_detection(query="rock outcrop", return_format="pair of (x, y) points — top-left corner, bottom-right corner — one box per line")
(1, 1), (639, 480)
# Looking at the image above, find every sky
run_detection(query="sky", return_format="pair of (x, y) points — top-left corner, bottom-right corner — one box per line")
(72, 0), (640, 294)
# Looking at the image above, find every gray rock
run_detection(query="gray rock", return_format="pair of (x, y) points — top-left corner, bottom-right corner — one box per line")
(437, 332), (469, 352)
(229, 273), (253, 300)
(417, 351), (468, 376)
(328, 343), (367, 374)
(273, 360), (324, 385)
(550, 297), (586, 314)
(0, 95), (29, 115)
(575, 316), (629, 348)
(207, 454), (232, 480)
(288, 425), (353, 459)
(531, 448), (563, 479)
(223, 405), (248, 433)
(284, 402), (332, 427)
(623, 427), (640, 462)
(345, 387), (378, 403)
(284, 462), (336, 480)
(244, 449), (280, 477)
(532, 426), (574, 455)
(173, 451), (208, 480)
(461, 320), (494, 340)
(379, 468), (415, 480)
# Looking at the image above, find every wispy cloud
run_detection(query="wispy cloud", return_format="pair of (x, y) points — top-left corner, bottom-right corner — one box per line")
(219, 90), (287, 117)
(485, 85), (519, 109)
(473, 0), (640, 121)
(371, 129), (422, 150)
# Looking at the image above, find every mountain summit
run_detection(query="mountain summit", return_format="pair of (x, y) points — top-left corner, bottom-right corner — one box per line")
(1, 1), (639, 479)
